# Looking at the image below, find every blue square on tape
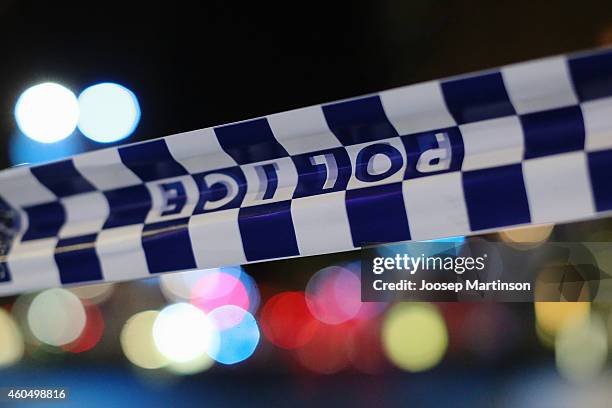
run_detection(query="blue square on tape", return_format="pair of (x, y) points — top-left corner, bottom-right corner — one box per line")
(292, 147), (352, 198)
(569, 51), (612, 101)
(521, 106), (585, 159)
(441, 72), (516, 124)
(30, 160), (96, 197)
(0, 263), (10, 283)
(588, 149), (612, 212)
(238, 201), (299, 261)
(345, 183), (411, 246)
(214, 118), (288, 164)
(22, 201), (65, 241)
(463, 164), (530, 230)
(55, 234), (103, 284)
(142, 218), (196, 273)
(322, 95), (399, 145)
(103, 185), (152, 228)
(192, 166), (247, 214)
(119, 140), (187, 182)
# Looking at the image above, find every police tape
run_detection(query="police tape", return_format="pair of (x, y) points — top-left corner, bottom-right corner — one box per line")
(1, 47), (612, 295)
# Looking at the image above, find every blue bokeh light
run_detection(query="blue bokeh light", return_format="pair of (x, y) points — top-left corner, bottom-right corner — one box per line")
(77, 83), (140, 143)
(207, 306), (260, 365)
(9, 131), (86, 166)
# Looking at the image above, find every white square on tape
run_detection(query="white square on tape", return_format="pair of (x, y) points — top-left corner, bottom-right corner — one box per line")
(460, 116), (524, 171)
(381, 81), (456, 135)
(502, 56), (578, 114)
(268, 106), (342, 155)
(188, 208), (246, 268)
(582, 97), (612, 152)
(96, 224), (150, 282)
(402, 172), (470, 240)
(59, 192), (109, 238)
(523, 152), (594, 224)
(291, 191), (354, 256)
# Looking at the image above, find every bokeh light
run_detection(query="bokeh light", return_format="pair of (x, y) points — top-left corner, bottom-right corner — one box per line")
(295, 322), (352, 374)
(0, 308), (24, 368)
(207, 305), (260, 365)
(498, 224), (554, 248)
(555, 316), (608, 383)
(77, 83), (140, 143)
(15, 82), (79, 143)
(120, 310), (168, 370)
(153, 303), (219, 364)
(9, 130), (85, 166)
(64, 302), (105, 353)
(346, 319), (387, 374)
(534, 302), (590, 338)
(160, 269), (215, 303)
(191, 268), (250, 313)
(260, 291), (320, 350)
(306, 266), (362, 324)
(69, 283), (115, 304)
(382, 303), (448, 372)
(27, 288), (86, 347)
(167, 352), (215, 375)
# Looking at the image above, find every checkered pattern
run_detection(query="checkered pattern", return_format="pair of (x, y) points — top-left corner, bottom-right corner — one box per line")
(2, 48), (612, 295)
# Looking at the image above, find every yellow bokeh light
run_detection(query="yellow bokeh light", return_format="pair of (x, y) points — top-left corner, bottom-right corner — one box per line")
(0, 308), (24, 368)
(382, 303), (448, 372)
(498, 224), (554, 247)
(120, 311), (168, 370)
(555, 316), (607, 384)
(534, 302), (590, 338)
(69, 283), (115, 304)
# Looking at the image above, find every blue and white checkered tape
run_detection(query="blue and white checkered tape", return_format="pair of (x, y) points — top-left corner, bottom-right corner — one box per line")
(2, 47), (612, 295)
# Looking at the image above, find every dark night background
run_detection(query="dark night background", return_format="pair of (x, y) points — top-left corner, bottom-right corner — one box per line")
(1, 1), (612, 407)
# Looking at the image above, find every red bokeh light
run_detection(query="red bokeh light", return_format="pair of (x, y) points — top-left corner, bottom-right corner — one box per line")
(294, 321), (352, 374)
(260, 291), (320, 350)
(347, 319), (387, 374)
(63, 302), (105, 354)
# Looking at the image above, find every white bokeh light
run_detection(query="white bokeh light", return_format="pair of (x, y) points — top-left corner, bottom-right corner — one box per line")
(15, 82), (79, 143)
(27, 288), (86, 346)
(77, 83), (140, 143)
(153, 303), (219, 363)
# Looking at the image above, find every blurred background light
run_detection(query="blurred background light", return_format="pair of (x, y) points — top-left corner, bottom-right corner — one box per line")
(167, 352), (215, 375)
(534, 302), (590, 338)
(207, 305), (259, 365)
(191, 268), (250, 313)
(498, 224), (554, 248)
(63, 302), (105, 354)
(77, 82), (140, 143)
(555, 316), (608, 383)
(382, 303), (448, 372)
(27, 289), (87, 347)
(14, 82), (79, 143)
(0, 308), (24, 368)
(153, 303), (219, 364)
(9, 130), (85, 166)
(295, 322), (352, 374)
(69, 283), (115, 305)
(120, 311), (168, 370)
(260, 291), (320, 350)
(346, 319), (387, 374)
(160, 269), (215, 303)
(306, 266), (362, 325)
